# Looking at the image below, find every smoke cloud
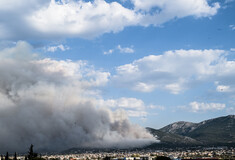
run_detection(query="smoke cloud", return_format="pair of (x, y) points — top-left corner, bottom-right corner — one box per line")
(0, 41), (156, 153)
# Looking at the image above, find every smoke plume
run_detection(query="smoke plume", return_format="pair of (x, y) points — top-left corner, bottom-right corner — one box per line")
(0, 41), (155, 153)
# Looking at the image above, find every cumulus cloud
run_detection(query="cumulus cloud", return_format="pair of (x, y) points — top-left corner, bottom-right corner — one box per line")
(28, 0), (140, 39)
(216, 85), (231, 92)
(0, 0), (140, 40)
(103, 45), (134, 55)
(98, 97), (160, 117)
(0, 41), (156, 153)
(46, 44), (70, 52)
(229, 25), (235, 30)
(0, 0), (220, 40)
(103, 49), (114, 55)
(133, 82), (156, 92)
(189, 101), (226, 112)
(117, 45), (135, 53)
(113, 49), (231, 94)
(0, 0), (50, 40)
(132, 0), (219, 13)
(178, 101), (226, 112)
(113, 49), (235, 95)
(99, 97), (146, 110)
(131, 0), (220, 25)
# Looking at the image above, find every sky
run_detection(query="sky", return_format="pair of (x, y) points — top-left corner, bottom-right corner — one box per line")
(0, 0), (235, 151)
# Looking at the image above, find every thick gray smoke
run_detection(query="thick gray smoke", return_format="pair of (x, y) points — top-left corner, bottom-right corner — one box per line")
(0, 41), (156, 153)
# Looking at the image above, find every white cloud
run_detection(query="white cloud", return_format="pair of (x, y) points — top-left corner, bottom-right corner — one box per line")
(127, 110), (147, 117)
(0, 0), (220, 40)
(113, 49), (230, 94)
(229, 25), (235, 30)
(34, 58), (110, 87)
(0, 41), (37, 60)
(133, 82), (155, 92)
(98, 97), (146, 117)
(46, 44), (70, 52)
(104, 45), (134, 55)
(0, 0), (50, 40)
(85, 69), (111, 87)
(98, 97), (161, 117)
(165, 83), (182, 94)
(131, 0), (220, 25)
(230, 48), (235, 51)
(132, 0), (219, 14)
(117, 45), (135, 53)
(0, 0), (48, 11)
(103, 49), (114, 55)
(26, 0), (140, 39)
(216, 85), (231, 92)
(189, 101), (226, 112)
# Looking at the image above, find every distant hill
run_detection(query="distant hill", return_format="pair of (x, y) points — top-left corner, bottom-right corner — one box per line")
(159, 121), (197, 136)
(185, 115), (235, 144)
(146, 127), (201, 146)
(62, 115), (235, 153)
(148, 115), (235, 147)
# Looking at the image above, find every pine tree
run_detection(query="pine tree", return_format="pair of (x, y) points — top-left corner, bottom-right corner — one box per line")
(5, 152), (9, 160)
(28, 144), (38, 160)
(14, 152), (17, 160)
(28, 144), (34, 160)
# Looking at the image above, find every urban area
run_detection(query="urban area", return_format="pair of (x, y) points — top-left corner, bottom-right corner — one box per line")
(1, 145), (234, 160)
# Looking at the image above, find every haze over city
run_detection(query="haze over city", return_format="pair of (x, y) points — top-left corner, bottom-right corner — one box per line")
(0, 0), (234, 153)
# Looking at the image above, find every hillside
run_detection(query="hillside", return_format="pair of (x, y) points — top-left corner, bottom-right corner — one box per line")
(148, 115), (235, 147)
(159, 121), (197, 136)
(146, 127), (201, 146)
(186, 115), (235, 144)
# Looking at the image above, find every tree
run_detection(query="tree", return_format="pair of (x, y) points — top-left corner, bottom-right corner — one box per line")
(28, 144), (34, 159)
(14, 152), (17, 160)
(103, 156), (111, 160)
(153, 156), (171, 160)
(28, 144), (38, 160)
(5, 152), (9, 160)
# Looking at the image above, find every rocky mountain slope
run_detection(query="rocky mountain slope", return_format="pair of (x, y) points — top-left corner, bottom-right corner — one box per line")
(148, 115), (235, 147)
(159, 121), (197, 136)
(146, 127), (201, 145)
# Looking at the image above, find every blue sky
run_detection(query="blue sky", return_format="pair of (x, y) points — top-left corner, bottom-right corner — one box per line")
(0, 0), (235, 129)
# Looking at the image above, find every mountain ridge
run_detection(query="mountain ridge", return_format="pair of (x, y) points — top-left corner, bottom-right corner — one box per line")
(60, 115), (234, 153)
(147, 115), (235, 147)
